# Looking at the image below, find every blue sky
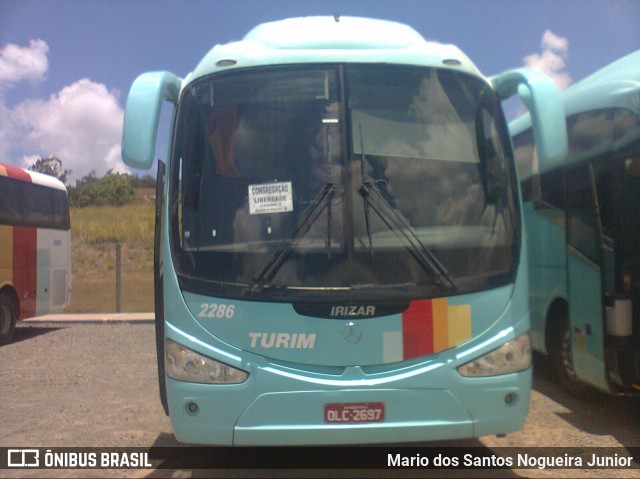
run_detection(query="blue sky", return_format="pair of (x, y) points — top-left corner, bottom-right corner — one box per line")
(1, 0), (638, 183)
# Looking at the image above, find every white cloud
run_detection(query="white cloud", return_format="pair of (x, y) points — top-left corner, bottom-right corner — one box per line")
(0, 39), (127, 183)
(0, 39), (49, 86)
(523, 30), (572, 91)
(11, 78), (126, 181)
(541, 30), (568, 55)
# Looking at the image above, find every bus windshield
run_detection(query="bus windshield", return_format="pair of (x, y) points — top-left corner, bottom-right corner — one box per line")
(170, 65), (519, 300)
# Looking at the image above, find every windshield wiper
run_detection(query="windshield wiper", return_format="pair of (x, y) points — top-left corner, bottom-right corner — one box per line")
(249, 183), (336, 294)
(359, 182), (456, 291)
(356, 127), (455, 291)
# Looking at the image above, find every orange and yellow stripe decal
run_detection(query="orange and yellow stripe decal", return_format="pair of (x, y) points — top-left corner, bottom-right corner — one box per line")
(0, 163), (31, 181)
(384, 298), (471, 362)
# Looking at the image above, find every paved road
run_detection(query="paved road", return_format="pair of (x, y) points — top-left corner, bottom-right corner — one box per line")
(1, 319), (639, 478)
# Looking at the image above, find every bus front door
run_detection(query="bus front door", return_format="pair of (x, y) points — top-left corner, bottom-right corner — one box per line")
(566, 162), (609, 391)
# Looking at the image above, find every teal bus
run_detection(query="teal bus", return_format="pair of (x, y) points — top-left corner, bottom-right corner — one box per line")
(121, 16), (567, 444)
(511, 50), (640, 395)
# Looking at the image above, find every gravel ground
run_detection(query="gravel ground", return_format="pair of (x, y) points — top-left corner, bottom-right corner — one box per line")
(1, 322), (171, 448)
(1, 321), (639, 478)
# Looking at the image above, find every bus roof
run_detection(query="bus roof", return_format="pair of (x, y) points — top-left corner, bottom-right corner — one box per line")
(0, 162), (67, 192)
(559, 49), (640, 118)
(187, 16), (483, 84)
(510, 49), (640, 136)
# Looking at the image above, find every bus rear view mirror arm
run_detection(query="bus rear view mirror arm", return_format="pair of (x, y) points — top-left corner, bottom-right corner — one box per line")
(121, 71), (182, 170)
(491, 68), (568, 168)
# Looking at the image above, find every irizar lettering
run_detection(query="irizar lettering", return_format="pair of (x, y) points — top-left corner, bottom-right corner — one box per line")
(249, 332), (316, 349)
(330, 305), (375, 317)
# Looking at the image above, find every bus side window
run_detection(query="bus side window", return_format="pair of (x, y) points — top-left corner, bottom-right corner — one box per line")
(513, 129), (535, 202)
(566, 163), (599, 262)
(539, 168), (565, 210)
(52, 189), (70, 230)
(0, 176), (22, 225)
(623, 160), (640, 280)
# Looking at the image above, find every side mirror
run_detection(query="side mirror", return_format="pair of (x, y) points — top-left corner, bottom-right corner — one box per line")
(121, 71), (182, 170)
(492, 69), (568, 170)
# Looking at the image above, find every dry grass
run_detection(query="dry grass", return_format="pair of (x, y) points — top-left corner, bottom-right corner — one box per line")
(70, 202), (155, 248)
(66, 202), (155, 312)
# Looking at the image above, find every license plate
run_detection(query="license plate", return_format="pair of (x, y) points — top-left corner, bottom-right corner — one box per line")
(324, 402), (385, 423)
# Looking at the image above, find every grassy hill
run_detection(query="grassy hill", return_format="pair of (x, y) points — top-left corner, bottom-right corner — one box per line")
(66, 202), (155, 312)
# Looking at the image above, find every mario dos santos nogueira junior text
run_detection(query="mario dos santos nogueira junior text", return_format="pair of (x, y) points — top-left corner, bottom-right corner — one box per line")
(388, 452), (635, 469)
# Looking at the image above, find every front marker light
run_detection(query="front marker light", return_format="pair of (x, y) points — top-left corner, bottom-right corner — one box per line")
(165, 339), (248, 384)
(457, 333), (531, 377)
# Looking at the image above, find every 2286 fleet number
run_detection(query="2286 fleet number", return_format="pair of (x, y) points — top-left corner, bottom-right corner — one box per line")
(197, 303), (236, 319)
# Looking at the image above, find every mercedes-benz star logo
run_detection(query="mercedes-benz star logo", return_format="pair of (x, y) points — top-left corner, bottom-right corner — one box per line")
(341, 321), (362, 344)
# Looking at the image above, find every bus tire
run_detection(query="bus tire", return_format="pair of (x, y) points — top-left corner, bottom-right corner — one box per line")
(547, 313), (588, 395)
(0, 291), (18, 346)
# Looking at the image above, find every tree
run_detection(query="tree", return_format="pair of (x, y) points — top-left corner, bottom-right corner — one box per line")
(100, 170), (136, 206)
(29, 156), (72, 184)
(131, 174), (156, 189)
(68, 170), (136, 207)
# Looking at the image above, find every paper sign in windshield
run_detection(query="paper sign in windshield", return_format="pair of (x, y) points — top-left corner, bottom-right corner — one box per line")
(248, 181), (293, 215)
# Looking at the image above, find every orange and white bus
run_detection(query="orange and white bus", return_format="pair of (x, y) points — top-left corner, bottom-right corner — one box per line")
(0, 163), (72, 344)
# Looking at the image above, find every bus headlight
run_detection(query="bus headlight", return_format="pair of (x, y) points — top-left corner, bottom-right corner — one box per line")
(165, 339), (248, 384)
(457, 333), (531, 377)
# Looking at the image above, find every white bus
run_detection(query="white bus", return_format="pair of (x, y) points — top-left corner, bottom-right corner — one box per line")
(0, 163), (72, 344)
